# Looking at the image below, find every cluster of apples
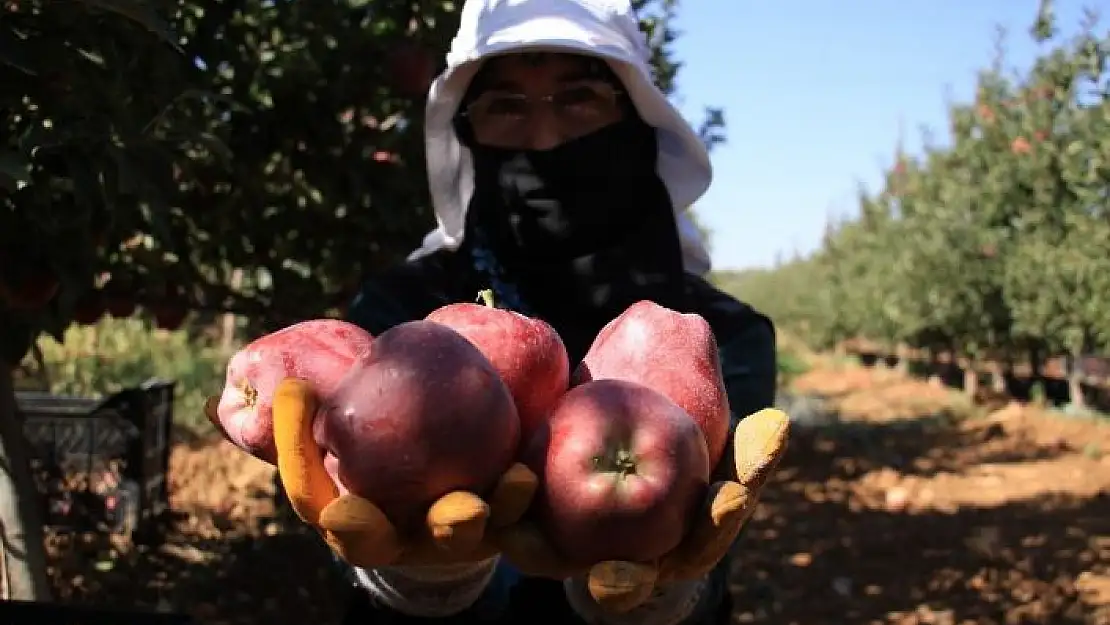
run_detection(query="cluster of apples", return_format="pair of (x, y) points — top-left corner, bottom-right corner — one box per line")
(211, 293), (730, 565)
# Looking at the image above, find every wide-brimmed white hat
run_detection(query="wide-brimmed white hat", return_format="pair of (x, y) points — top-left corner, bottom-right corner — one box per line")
(409, 0), (714, 275)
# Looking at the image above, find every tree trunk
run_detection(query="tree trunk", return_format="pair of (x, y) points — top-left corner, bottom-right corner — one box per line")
(963, 366), (979, 399)
(1067, 350), (1087, 411)
(220, 268), (244, 351)
(0, 364), (52, 600)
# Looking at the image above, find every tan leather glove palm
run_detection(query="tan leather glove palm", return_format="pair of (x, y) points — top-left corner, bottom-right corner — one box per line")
(265, 377), (539, 568)
(497, 408), (791, 613)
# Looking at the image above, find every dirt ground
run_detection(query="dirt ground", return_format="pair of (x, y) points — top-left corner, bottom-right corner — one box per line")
(43, 361), (1110, 625)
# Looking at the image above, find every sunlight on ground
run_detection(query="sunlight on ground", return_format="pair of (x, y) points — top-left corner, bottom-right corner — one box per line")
(43, 359), (1110, 625)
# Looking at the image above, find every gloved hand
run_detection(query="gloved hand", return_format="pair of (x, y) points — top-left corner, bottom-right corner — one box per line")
(254, 377), (540, 568)
(497, 408), (790, 614)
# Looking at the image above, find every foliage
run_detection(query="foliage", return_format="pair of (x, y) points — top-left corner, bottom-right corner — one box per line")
(0, 0), (712, 600)
(16, 316), (232, 434)
(719, 1), (1110, 365)
(775, 347), (809, 388)
(0, 0), (726, 366)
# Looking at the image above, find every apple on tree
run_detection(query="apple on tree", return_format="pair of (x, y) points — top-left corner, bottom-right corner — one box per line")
(70, 291), (105, 325)
(386, 41), (437, 98)
(0, 261), (60, 312)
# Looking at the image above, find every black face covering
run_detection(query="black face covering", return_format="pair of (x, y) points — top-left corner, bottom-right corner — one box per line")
(465, 117), (688, 361)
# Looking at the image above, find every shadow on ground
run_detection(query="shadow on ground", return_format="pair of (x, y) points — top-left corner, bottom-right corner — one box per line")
(728, 417), (1110, 625)
(42, 399), (1110, 625)
(47, 517), (346, 625)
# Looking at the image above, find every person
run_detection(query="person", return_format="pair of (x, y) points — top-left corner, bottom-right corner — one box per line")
(267, 0), (789, 623)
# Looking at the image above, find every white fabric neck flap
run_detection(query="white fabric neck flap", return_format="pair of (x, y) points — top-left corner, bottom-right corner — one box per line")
(412, 0), (714, 276)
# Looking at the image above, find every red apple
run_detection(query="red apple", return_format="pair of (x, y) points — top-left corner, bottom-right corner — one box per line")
(575, 300), (731, 466)
(315, 320), (520, 527)
(387, 42), (437, 98)
(0, 265), (60, 311)
(426, 292), (569, 444)
(215, 319), (374, 464)
(524, 378), (710, 565)
(105, 295), (137, 318)
(151, 303), (188, 331)
(71, 291), (105, 325)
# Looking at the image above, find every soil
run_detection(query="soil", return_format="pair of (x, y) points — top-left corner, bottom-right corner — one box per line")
(42, 361), (1110, 625)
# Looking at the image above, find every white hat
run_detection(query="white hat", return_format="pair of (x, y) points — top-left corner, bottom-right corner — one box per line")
(409, 0), (714, 275)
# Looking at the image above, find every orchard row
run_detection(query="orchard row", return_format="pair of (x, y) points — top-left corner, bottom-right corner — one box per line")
(719, 5), (1110, 371)
(1, 0), (707, 370)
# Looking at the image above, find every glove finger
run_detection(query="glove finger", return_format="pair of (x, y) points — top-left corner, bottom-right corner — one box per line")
(587, 560), (659, 614)
(733, 408), (790, 489)
(425, 491), (490, 554)
(272, 377), (337, 526)
(658, 481), (754, 583)
(486, 462), (539, 529)
(318, 495), (404, 568)
(319, 493), (398, 535)
(496, 522), (586, 580)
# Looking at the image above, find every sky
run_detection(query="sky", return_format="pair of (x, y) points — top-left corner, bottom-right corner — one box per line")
(671, 1), (1096, 271)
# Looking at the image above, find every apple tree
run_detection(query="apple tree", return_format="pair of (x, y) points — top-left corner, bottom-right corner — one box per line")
(717, 0), (1110, 401)
(1, 0), (725, 602)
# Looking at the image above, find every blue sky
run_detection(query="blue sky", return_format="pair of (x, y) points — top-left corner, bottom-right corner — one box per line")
(671, 1), (1095, 270)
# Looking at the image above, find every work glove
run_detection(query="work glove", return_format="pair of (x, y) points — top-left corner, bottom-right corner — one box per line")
(235, 377), (541, 568)
(497, 408), (790, 614)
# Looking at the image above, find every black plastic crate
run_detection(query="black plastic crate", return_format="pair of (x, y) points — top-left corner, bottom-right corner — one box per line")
(0, 599), (196, 625)
(16, 379), (175, 543)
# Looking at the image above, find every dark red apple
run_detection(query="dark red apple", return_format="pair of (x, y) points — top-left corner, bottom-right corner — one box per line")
(575, 300), (731, 466)
(215, 319), (374, 464)
(0, 265), (60, 311)
(524, 378), (711, 565)
(386, 42), (437, 98)
(151, 303), (188, 331)
(105, 296), (137, 318)
(315, 320), (520, 527)
(70, 291), (105, 325)
(426, 292), (569, 445)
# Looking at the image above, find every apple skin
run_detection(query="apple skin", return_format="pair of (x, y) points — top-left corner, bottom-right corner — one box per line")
(315, 320), (521, 528)
(575, 300), (731, 467)
(0, 268), (59, 311)
(214, 319), (374, 464)
(151, 303), (188, 331)
(105, 296), (137, 319)
(387, 42), (437, 98)
(426, 302), (570, 445)
(70, 291), (106, 325)
(523, 378), (711, 565)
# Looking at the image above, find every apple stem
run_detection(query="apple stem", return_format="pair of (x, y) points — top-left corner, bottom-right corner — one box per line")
(477, 289), (496, 308)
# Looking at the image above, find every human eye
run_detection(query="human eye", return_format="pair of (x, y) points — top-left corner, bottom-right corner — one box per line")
(554, 84), (613, 116)
(478, 93), (528, 118)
